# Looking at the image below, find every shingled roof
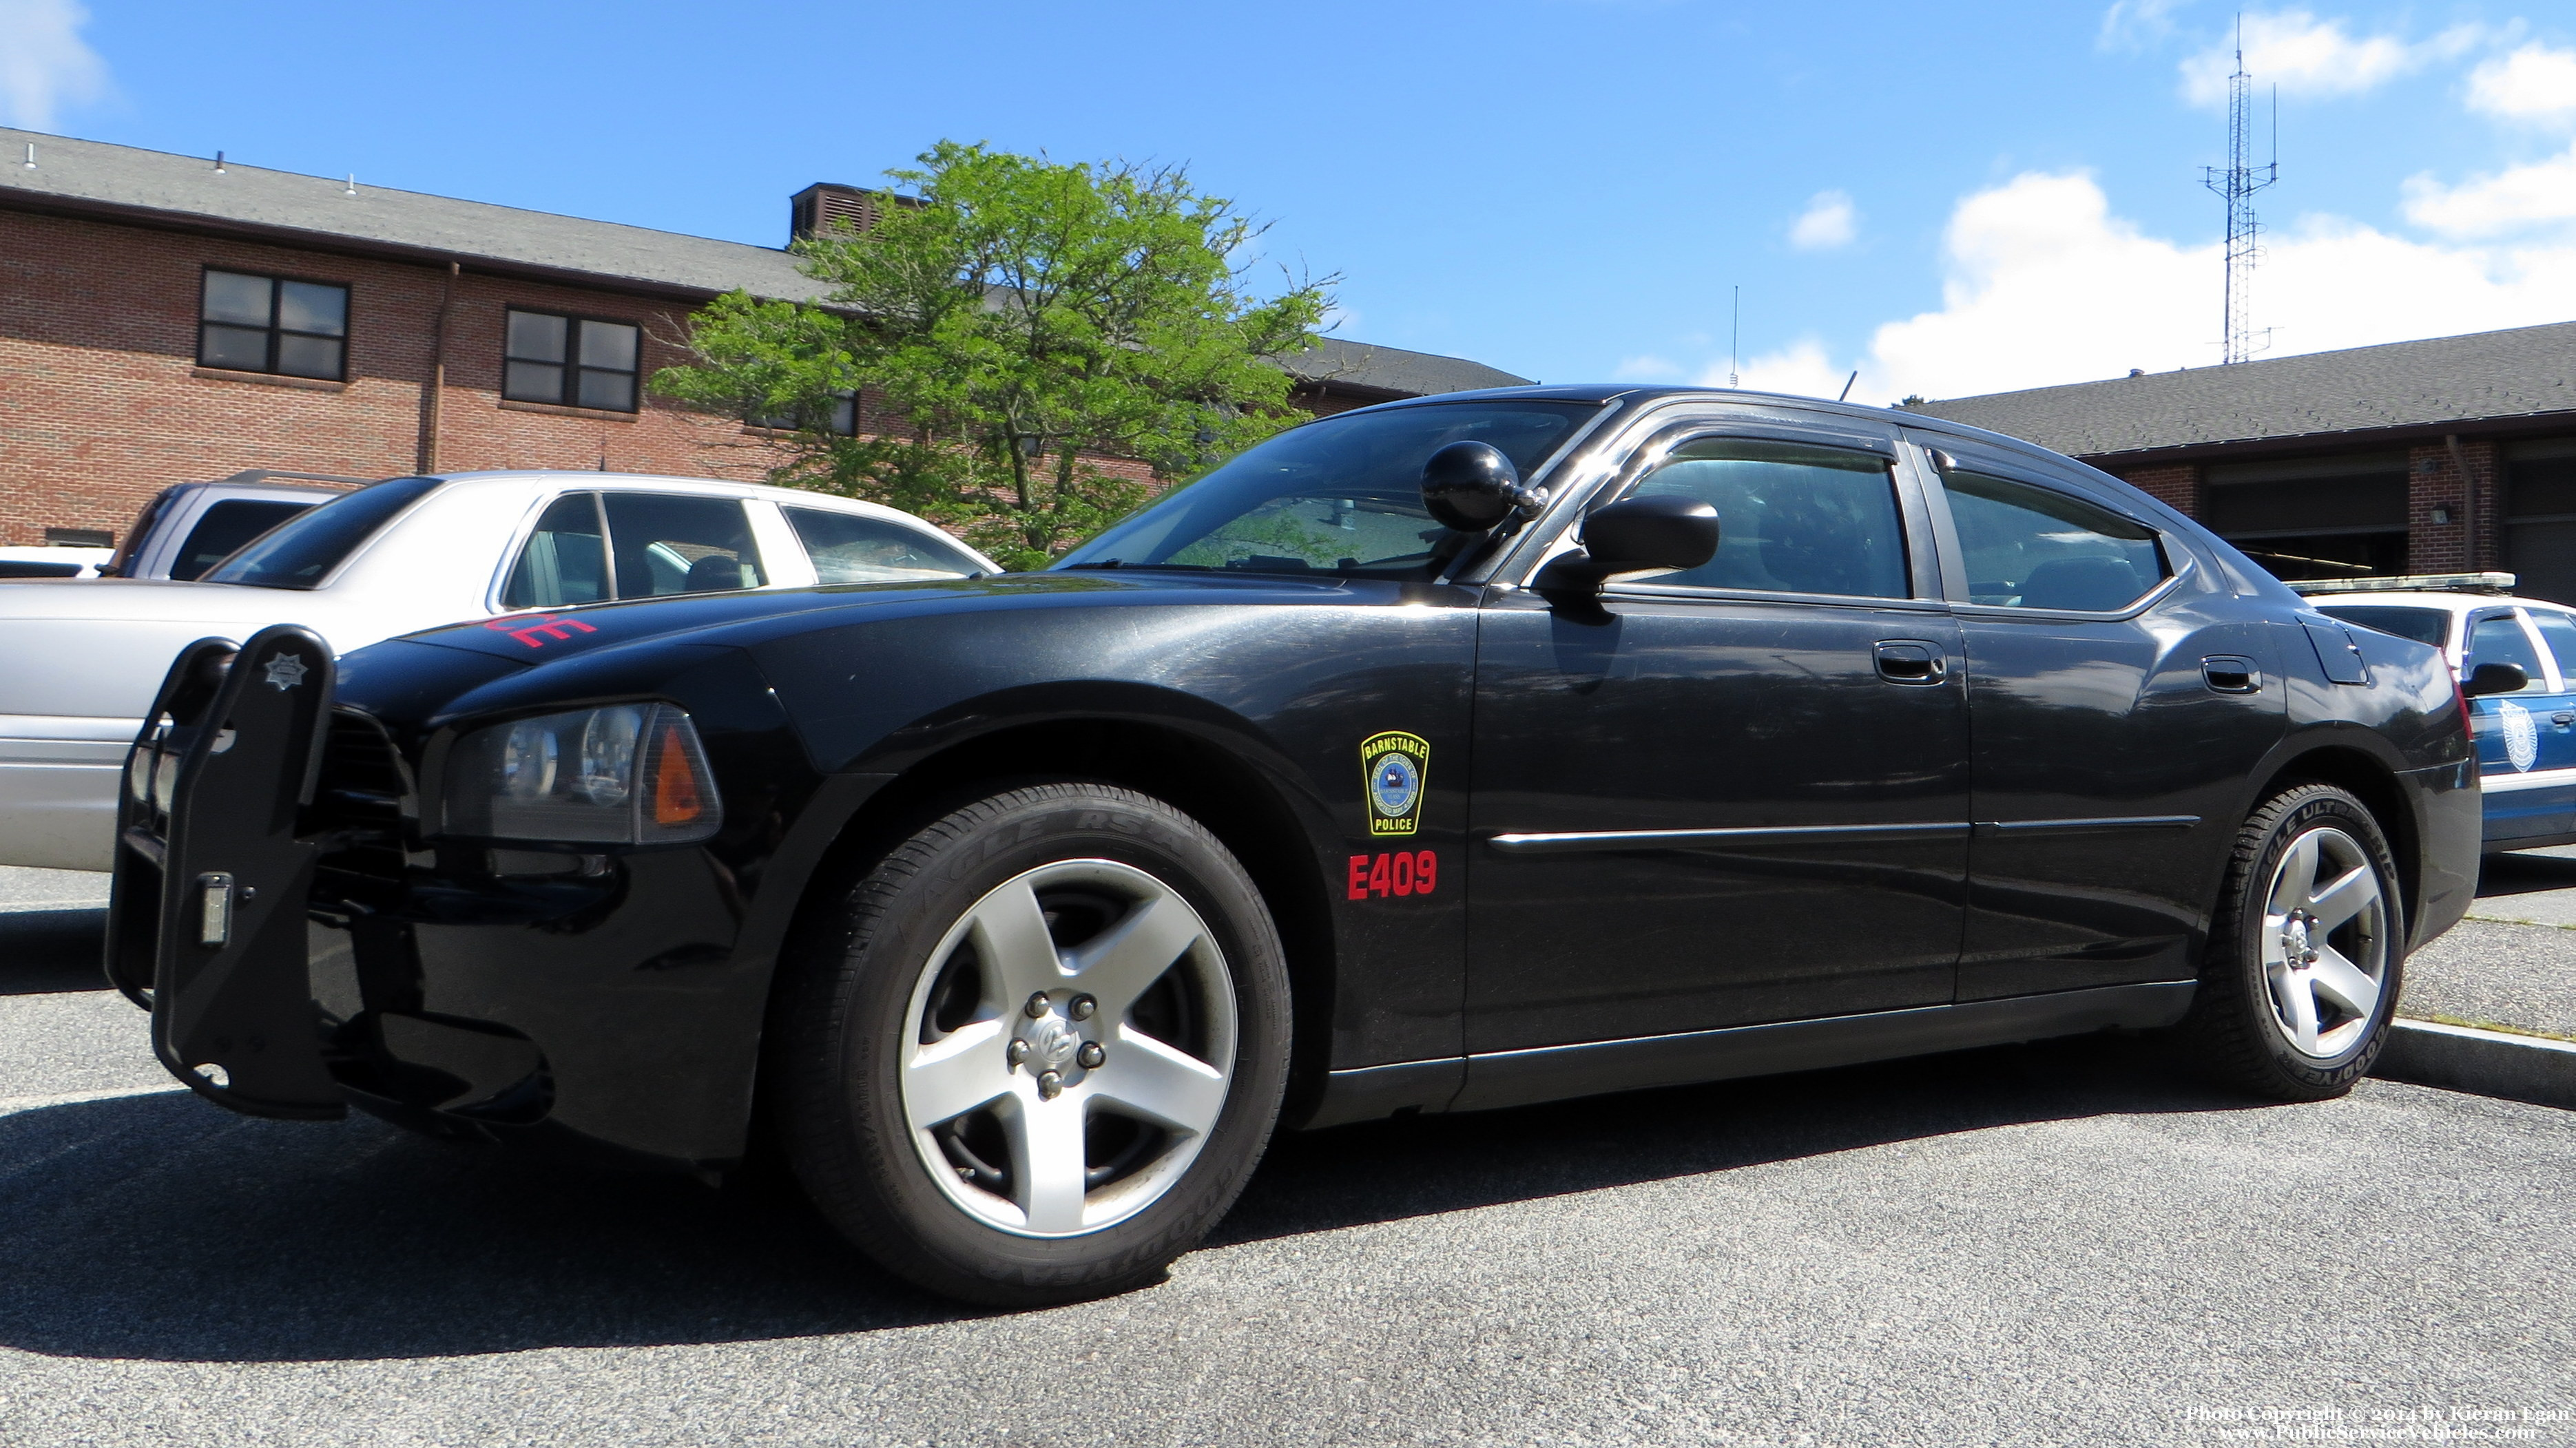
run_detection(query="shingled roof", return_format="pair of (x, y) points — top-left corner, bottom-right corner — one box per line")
(0, 127), (1528, 399)
(1914, 320), (2576, 459)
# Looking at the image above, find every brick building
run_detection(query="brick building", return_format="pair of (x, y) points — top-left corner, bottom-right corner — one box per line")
(1917, 323), (2576, 601)
(0, 128), (1526, 549)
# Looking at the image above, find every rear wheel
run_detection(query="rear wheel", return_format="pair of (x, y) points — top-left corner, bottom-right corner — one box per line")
(2182, 784), (2403, 1101)
(774, 783), (1290, 1305)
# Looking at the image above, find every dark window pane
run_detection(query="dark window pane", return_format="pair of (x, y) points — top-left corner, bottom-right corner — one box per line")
(170, 499), (313, 581)
(1943, 470), (2167, 610)
(201, 270), (272, 326)
(506, 360), (565, 403)
(1628, 439), (1907, 598)
(202, 476), (444, 590)
(2469, 616), (2546, 691)
(2318, 606), (2451, 649)
(2529, 610), (2576, 676)
(603, 492), (763, 597)
(277, 280), (347, 336)
(507, 311), (567, 362)
(276, 335), (343, 379)
(787, 505), (983, 582)
(501, 493), (610, 609)
(830, 392), (857, 435)
(577, 368), (636, 412)
(578, 319), (638, 372)
(200, 324), (270, 370)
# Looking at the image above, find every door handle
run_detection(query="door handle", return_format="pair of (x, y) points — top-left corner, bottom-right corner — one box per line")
(2201, 655), (2262, 694)
(1874, 640), (1947, 684)
(2555, 712), (2573, 728)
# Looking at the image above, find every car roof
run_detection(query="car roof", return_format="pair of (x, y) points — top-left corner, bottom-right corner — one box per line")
(2316, 593), (2570, 615)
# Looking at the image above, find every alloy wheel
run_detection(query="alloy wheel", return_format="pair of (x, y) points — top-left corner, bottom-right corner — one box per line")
(898, 859), (1237, 1238)
(2259, 825), (2389, 1060)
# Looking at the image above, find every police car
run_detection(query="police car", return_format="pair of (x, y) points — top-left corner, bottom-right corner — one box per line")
(108, 386), (2485, 1307)
(2306, 575), (2576, 852)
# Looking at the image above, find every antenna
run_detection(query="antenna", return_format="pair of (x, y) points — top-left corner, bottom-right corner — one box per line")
(2200, 14), (2278, 365)
(1838, 370), (1858, 402)
(1729, 286), (1741, 389)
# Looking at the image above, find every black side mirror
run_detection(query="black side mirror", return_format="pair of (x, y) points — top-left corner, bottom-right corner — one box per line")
(1534, 495), (1720, 594)
(2464, 662), (2529, 697)
(1422, 441), (1537, 532)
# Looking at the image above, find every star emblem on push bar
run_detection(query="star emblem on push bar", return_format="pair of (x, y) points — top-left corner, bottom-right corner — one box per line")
(262, 652), (309, 691)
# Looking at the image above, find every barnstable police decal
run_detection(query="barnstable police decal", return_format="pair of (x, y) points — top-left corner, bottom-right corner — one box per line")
(1361, 731), (1429, 837)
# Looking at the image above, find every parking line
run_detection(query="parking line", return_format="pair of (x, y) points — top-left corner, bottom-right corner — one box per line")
(0, 1084), (189, 1117)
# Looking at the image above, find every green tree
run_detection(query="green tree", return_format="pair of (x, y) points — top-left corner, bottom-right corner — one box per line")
(656, 141), (1334, 569)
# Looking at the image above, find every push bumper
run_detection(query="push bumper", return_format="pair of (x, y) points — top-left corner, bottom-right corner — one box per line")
(105, 625), (346, 1120)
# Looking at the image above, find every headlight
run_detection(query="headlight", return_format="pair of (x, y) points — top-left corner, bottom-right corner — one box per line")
(443, 704), (721, 846)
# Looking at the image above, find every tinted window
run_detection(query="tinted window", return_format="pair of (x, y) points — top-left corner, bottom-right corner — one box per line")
(201, 476), (440, 589)
(198, 269), (349, 380)
(786, 506), (984, 583)
(1944, 470), (2166, 611)
(501, 493), (610, 609)
(169, 499), (314, 581)
(1625, 438), (1907, 598)
(2529, 610), (2576, 680)
(2318, 606), (2451, 649)
(2469, 615), (2546, 692)
(1057, 402), (1598, 578)
(504, 309), (638, 412)
(602, 493), (765, 597)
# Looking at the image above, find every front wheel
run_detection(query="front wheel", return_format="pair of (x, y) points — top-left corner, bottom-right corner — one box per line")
(773, 783), (1291, 1306)
(2181, 783), (2404, 1101)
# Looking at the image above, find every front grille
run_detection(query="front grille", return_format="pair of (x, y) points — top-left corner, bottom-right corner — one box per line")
(310, 709), (413, 897)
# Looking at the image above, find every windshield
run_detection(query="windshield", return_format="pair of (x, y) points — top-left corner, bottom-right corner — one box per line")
(1055, 401), (1599, 578)
(2317, 605), (2450, 649)
(201, 476), (442, 589)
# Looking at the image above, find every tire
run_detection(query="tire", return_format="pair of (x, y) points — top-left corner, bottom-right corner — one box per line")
(2181, 783), (2405, 1102)
(773, 782), (1291, 1306)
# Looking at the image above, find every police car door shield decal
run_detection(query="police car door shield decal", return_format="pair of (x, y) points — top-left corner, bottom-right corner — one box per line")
(1360, 731), (1429, 837)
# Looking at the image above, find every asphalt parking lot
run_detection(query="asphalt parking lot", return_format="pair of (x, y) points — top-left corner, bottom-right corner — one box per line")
(4, 867), (2570, 1447)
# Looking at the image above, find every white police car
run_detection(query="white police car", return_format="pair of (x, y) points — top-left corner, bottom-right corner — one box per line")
(2308, 574), (2576, 852)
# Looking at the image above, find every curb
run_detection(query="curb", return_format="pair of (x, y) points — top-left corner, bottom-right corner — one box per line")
(2373, 1018), (2576, 1110)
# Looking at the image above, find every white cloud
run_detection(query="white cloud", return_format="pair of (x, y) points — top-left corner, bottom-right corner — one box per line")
(2403, 142), (2576, 238)
(1639, 171), (2576, 406)
(1699, 339), (1851, 400)
(2098, 0), (2188, 52)
(2179, 10), (2477, 106)
(0, 0), (108, 131)
(1862, 171), (2576, 401)
(1612, 353), (1683, 382)
(1788, 191), (1858, 251)
(2468, 43), (2576, 126)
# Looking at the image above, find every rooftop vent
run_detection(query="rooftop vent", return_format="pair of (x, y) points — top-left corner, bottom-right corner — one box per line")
(789, 182), (922, 243)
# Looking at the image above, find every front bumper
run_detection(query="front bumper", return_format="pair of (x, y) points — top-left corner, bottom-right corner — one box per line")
(107, 626), (346, 1119)
(108, 631), (818, 1168)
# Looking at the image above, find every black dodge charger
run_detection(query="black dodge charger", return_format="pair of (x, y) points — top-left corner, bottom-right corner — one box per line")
(110, 386), (2490, 1305)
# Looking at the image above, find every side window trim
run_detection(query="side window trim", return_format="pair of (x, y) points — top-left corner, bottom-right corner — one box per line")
(1907, 435), (2186, 619)
(1524, 414), (1931, 605)
(490, 490), (610, 612)
(744, 499), (813, 589)
(2469, 607), (2559, 694)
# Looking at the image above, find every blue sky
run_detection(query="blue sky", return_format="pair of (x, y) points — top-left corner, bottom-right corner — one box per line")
(7, 0), (2574, 403)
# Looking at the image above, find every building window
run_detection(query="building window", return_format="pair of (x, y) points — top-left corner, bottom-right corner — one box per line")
(504, 309), (639, 412)
(749, 390), (858, 435)
(198, 269), (349, 379)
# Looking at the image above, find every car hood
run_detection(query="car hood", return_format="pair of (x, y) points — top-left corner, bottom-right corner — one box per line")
(395, 571), (1360, 664)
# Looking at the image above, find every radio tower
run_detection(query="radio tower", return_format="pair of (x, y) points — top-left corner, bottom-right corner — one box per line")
(2201, 16), (2278, 364)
